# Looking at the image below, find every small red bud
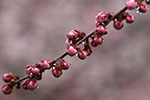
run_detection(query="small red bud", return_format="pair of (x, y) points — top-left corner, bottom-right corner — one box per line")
(2, 73), (12, 83)
(67, 46), (77, 56)
(26, 65), (33, 75)
(96, 22), (100, 27)
(126, 0), (137, 10)
(65, 39), (70, 46)
(27, 80), (37, 90)
(96, 26), (107, 35)
(78, 50), (87, 60)
(139, 3), (148, 13)
(52, 66), (62, 78)
(113, 20), (124, 30)
(91, 39), (98, 47)
(126, 15), (134, 23)
(40, 60), (50, 69)
(94, 35), (104, 45)
(22, 80), (29, 90)
(61, 61), (70, 70)
(31, 67), (40, 74)
(2, 85), (12, 95)
(96, 12), (108, 24)
(84, 44), (92, 56)
(67, 30), (79, 40)
(145, 0), (150, 4)
(86, 48), (92, 56)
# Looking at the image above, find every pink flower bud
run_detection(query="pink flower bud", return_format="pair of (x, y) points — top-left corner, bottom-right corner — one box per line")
(52, 66), (62, 78)
(2, 85), (12, 95)
(67, 30), (79, 40)
(61, 61), (70, 70)
(126, 0), (137, 10)
(91, 39), (98, 47)
(96, 22), (100, 27)
(94, 35), (104, 45)
(26, 65), (33, 75)
(139, 3), (148, 13)
(31, 67), (40, 74)
(65, 38), (70, 46)
(96, 12), (108, 24)
(67, 46), (77, 56)
(27, 80), (37, 90)
(22, 80), (29, 90)
(145, 0), (150, 4)
(96, 26), (107, 35)
(78, 50), (87, 60)
(40, 60), (50, 69)
(113, 20), (124, 30)
(86, 47), (93, 56)
(126, 15), (134, 23)
(2, 73), (12, 83)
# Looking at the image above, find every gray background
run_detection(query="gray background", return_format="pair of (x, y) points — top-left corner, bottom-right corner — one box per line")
(0, 0), (150, 100)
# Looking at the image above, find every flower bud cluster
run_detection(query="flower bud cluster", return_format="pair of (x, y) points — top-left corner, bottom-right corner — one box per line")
(112, 12), (136, 30)
(126, 0), (149, 12)
(22, 60), (51, 91)
(66, 30), (89, 59)
(22, 80), (37, 90)
(52, 60), (70, 78)
(112, 0), (149, 30)
(2, 73), (19, 94)
(66, 24), (107, 60)
(90, 25), (106, 47)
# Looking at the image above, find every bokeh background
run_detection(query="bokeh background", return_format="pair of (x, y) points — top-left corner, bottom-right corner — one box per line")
(0, 0), (150, 100)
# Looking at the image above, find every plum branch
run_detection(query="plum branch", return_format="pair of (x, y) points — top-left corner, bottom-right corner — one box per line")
(2, 0), (149, 95)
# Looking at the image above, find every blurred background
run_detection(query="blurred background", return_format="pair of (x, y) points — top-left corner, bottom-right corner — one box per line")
(0, 0), (150, 100)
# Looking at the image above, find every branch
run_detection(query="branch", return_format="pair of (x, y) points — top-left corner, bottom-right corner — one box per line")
(2, 0), (149, 95)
